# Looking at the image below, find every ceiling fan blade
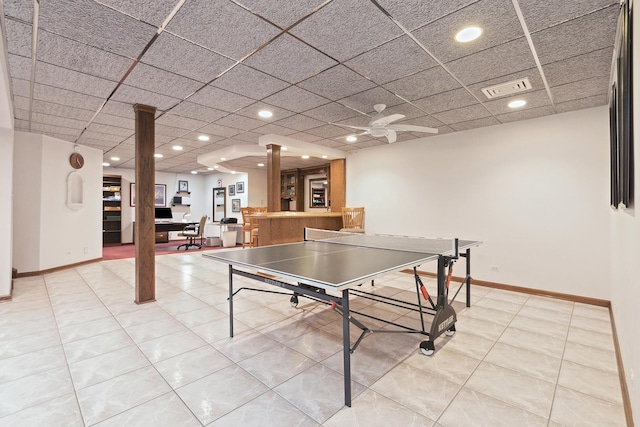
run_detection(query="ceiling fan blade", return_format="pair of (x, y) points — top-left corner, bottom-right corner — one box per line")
(387, 124), (439, 134)
(332, 123), (371, 131)
(386, 130), (397, 143)
(370, 113), (405, 126)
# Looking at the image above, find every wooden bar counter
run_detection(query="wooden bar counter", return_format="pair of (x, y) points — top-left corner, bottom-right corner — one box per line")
(247, 212), (343, 247)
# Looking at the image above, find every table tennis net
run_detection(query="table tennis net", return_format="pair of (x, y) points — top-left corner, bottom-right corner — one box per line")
(304, 228), (464, 256)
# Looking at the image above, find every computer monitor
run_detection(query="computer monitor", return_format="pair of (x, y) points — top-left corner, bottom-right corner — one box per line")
(155, 207), (173, 219)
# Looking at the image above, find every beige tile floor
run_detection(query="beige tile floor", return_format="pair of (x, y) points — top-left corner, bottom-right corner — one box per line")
(0, 250), (627, 426)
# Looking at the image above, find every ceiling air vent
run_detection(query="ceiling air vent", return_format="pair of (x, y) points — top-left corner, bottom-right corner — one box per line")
(481, 77), (532, 99)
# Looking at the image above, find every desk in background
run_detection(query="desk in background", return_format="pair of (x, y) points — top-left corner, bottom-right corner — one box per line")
(132, 221), (196, 244)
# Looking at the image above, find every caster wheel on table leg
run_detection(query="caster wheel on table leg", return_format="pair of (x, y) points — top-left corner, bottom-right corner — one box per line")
(419, 340), (435, 356)
(290, 295), (299, 308)
(445, 324), (456, 337)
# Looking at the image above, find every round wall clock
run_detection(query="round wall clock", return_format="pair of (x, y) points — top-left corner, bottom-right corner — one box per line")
(70, 152), (84, 169)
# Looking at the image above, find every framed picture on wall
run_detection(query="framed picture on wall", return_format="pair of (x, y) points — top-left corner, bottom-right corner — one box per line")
(236, 181), (244, 193)
(231, 198), (241, 212)
(130, 183), (166, 207)
(228, 184), (235, 196)
(178, 180), (189, 192)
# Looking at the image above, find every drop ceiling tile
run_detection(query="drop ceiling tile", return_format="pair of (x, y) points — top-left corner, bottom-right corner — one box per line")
(550, 75), (610, 104)
(34, 84), (105, 110)
(97, 0), (180, 27)
(4, 0), (34, 22)
(228, 132), (261, 144)
(344, 36), (437, 85)
(555, 94), (607, 113)
(305, 124), (351, 139)
(531, 5), (618, 65)
(170, 137), (210, 149)
(14, 119), (29, 130)
(14, 96), (30, 110)
(78, 138), (114, 148)
(141, 32), (235, 83)
(35, 61), (117, 98)
(37, 30), (133, 81)
(380, 102), (433, 120)
(287, 132), (323, 142)
(5, 19), (32, 57)
(124, 63), (202, 99)
(92, 112), (135, 129)
(31, 112), (87, 129)
(198, 123), (243, 138)
(169, 102), (228, 123)
(351, 139), (387, 149)
(8, 54), (31, 80)
(274, 114), (325, 132)
(214, 114), (266, 131)
(432, 103), (492, 124)
(154, 134), (174, 144)
(180, 131), (225, 144)
(449, 116), (500, 131)
(445, 38), (536, 85)
(412, 87), (479, 114)
(413, 0), (524, 64)
(337, 87), (404, 114)
(302, 102), (361, 123)
(244, 34), (337, 84)
(495, 105), (555, 123)
(313, 138), (347, 149)
(111, 85), (180, 111)
(156, 113), (207, 131)
(542, 47), (613, 88)
(290, 0), (403, 61)
(395, 115), (445, 129)
(166, 0), (280, 59)
(483, 89), (552, 115)
(518, 0), (618, 32)
(298, 65), (377, 101)
(47, 133), (77, 143)
(234, 0), (326, 28)
(263, 86), (330, 112)
(375, 0), (477, 30)
(383, 66), (462, 101)
(38, 0), (157, 58)
(466, 67), (544, 100)
(31, 122), (82, 137)
(211, 64), (289, 100)
(156, 123), (187, 138)
(11, 78), (30, 97)
(188, 85), (254, 112)
(14, 109), (28, 121)
(252, 123), (298, 136)
(86, 122), (133, 137)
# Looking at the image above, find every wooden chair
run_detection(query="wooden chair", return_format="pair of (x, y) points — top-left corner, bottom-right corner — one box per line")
(340, 207), (365, 233)
(241, 207), (267, 248)
(177, 215), (207, 249)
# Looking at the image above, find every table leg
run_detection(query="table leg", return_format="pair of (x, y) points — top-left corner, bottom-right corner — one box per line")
(342, 289), (352, 407)
(229, 265), (234, 337)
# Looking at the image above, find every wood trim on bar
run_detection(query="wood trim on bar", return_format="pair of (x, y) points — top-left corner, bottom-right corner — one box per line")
(134, 104), (157, 304)
(330, 158), (345, 210)
(266, 144), (281, 212)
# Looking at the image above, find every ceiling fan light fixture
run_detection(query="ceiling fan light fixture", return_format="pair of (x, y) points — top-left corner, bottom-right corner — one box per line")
(369, 128), (388, 138)
(455, 26), (482, 42)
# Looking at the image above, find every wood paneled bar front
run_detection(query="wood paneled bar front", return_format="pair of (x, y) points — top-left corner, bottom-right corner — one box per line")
(247, 212), (343, 247)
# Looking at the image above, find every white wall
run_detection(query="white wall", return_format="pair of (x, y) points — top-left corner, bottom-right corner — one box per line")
(0, 127), (13, 297)
(347, 107), (611, 299)
(609, 4), (640, 423)
(13, 132), (103, 273)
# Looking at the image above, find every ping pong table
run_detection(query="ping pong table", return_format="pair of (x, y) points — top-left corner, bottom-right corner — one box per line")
(203, 228), (480, 407)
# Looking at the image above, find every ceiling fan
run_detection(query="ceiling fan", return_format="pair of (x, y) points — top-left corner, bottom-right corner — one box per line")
(334, 104), (438, 143)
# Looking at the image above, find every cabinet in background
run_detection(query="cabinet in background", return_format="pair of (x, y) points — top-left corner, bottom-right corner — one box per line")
(280, 169), (303, 211)
(213, 187), (226, 221)
(102, 175), (122, 246)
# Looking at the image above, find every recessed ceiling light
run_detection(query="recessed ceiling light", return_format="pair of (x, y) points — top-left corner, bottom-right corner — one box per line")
(258, 110), (273, 118)
(191, 171), (198, 174)
(257, 163), (264, 167)
(220, 157), (226, 161)
(231, 171), (237, 174)
(281, 146), (287, 151)
(213, 165), (219, 169)
(154, 153), (163, 158)
(207, 167), (214, 171)
(110, 156), (120, 161)
(301, 155), (310, 159)
(346, 135), (357, 142)
(455, 26), (482, 43)
(172, 145), (183, 151)
(198, 135), (210, 142)
(321, 155), (328, 159)
(102, 162), (110, 167)
(508, 99), (527, 108)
